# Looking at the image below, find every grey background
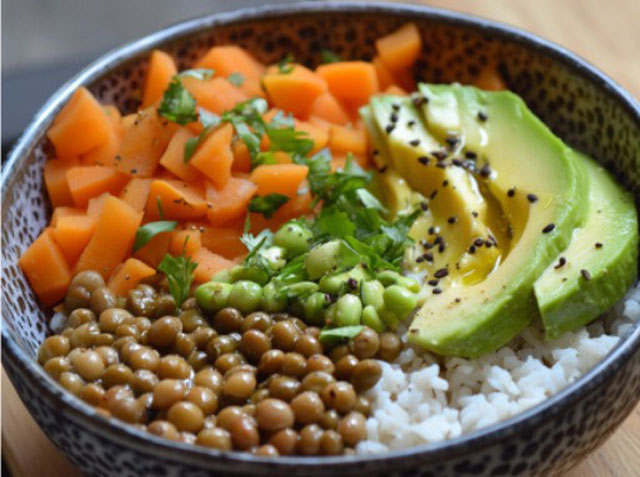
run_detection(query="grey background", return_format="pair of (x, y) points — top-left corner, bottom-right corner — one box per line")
(1, 0), (302, 150)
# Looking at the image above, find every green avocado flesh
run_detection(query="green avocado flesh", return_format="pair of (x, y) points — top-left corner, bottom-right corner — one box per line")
(534, 151), (638, 339)
(362, 84), (593, 357)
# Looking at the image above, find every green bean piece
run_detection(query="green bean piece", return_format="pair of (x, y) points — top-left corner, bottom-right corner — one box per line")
(335, 294), (363, 327)
(195, 282), (232, 312)
(273, 222), (313, 258)
(362, 305), (386, 333)
(383, 285), (417, 319)
(228, 280), (263, 314)
(361, 280), (385, 311)
(305, 240), (341, 279)
(304, 292), (329, 325)
(261, 282), (287, 312)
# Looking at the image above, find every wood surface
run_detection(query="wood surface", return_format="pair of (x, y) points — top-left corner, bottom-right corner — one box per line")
(2, 1), (638, 476)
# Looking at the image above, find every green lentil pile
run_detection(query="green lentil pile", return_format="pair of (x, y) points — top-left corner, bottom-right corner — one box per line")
(38, 270), (403, 456)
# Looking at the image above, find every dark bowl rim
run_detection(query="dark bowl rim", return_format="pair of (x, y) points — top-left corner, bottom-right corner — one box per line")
(3, 1), (640, 471)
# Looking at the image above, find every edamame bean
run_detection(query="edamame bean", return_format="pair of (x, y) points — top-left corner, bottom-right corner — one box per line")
(195, 282), (232, 312)
(273, 223), (313, 258)
(361, 305), (385, 333)
(335, 294), (362, 327)
(383, 285), (417, 318)
(305, 241), (341, 279)
(379, 309), (400, 330)
(211, 270), (232, 283)
(360, 280), (384, 311)
(230, 266), (270, 286)
(377, 270), (402, 287)
(304, 293), (329, 325)
(285, 282), (319, 298)
(319, 266), (368, 295)
(396, 276), (420, 293)
(228, 281), (263, 314)
(261, 282), (287, 313)
(324, 303), (338, 326)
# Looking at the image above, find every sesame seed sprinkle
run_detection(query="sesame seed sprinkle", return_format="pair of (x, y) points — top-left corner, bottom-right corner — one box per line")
(507, 188), (516, 197)
(433, 288), (442, 294)
(527, 193), (538, 203)
(542, 223), (555, 233)
(434, 268), (449, 279)
(554, 257), (566, 269)
(595, 242), (603, 249)
(580, 269), (591, 281)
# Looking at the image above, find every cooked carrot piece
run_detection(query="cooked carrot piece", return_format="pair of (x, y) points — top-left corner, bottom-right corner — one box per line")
(474, 66), (507, 91)
(66, 166), (128, 208)
(107, 258), (156, 296)
(384, 85), (408, 96)
(372, 55), (395, 91)
(295, 120), (329, 153)
(121, 113), (137, 130)
(44, 159), (77, 207)
(308, 93), (351, 126)
(170, 229), (202, 258)
(328, 125), (368, 156)
(232, 141), (252, 173)
(159, 127), (200, 182)
(50, 206), (84, 227)
(189, 123), (234, 188)
(206, 177), (257, 225)
(51, 215), (96, 266)
(250, 164), (309, 198)
(316, 62), (379, 106)
(81, 104), (124, 167)
(19, 228), (71, 306)
(182, 77), (248, 115)
(76, 196), (143, 279)
(115, 107), (174, 177)
(262, 65), (328, 119)
(197, 224), (247, 259)
(375, 23), (421, 71)
(192, 247), (235, 283)
(145, 179), (208, 221)
(87, 192), (112, 218)
(195, 45), (266, 98)
(47, 87), (111, 160)
(142, 50), (178, 108)
(250, 190), (313, 234)
(133, 232), (171, 267)
(273, 151), (292, 164)
(119, 178), (153, 213)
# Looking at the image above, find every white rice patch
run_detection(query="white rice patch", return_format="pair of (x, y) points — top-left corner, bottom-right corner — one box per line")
(356, 283), (640, 454)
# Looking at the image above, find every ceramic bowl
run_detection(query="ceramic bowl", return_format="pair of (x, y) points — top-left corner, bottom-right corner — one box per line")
(3, 2), (640, 476)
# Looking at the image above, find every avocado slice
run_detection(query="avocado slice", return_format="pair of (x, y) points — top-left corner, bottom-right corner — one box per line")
(403, 84), (588, 357)
(534, 151), (638, 339)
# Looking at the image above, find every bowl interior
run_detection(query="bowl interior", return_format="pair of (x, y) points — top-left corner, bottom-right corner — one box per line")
(2, 1), (640, 466)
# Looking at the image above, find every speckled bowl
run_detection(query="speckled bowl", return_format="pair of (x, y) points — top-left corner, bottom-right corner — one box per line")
(3, 2), (640, 476)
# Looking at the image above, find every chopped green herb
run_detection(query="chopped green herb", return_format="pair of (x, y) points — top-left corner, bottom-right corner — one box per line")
(177, 68), (214, 80)
(133, 221), (178, 252)
(183, 108), (221, 163)
(248, 194), (290, 219)
(320, 49), (341, 64)
(157, 78), (198, 125)
(319, 325), (364, 344)
(278, 53), (295, 74)
(227, 73), (245, 86)
(199, 107), (221, 128)
(157, 252), (198, 308)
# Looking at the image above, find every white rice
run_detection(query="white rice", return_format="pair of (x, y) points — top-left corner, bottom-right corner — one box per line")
(356, 283), (640, 454)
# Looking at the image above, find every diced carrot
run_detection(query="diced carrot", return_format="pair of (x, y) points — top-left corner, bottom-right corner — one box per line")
(308, 116), (334, 131)
(142, 50), (178, 108)
(249, 190), (313, 234)
(121, 113), (137, 130)
(44, 159), (77, 207)
(145, 179), (207, 221)
(76, 196), (143, 279)
(375, 23), (421, 71)
(232, 141), (252, 173)
(182, 77), (248, 115)
(273, 151), (292, 164)
(384, 85), (408, 96)
(197, 224), (247, 259)
(107, 258), (156, 296)
(250, 164), (308, 198)
(47, 87), (111, 160)
(19, 228), (71, 306)
(474, 66), (507, 91)
(50, 207), (84, 227)
(169, 229), (202, 258)
(66, 166), (128, 208)
(115, 107), (174, 177)
(316, 62), (379, 106)
(195, 46), (266, 98)
(120, 178), (153, 213)
(333, 153), (368, 170)
(308, 93), (350, 126)
(189, 123), (234, 188)
(372, 56), (395, 91)
(328, 125), (368, 156)
(206, 177), (257, 225)
(81, 104), (123, 167)
(87, 192), (112, 218)
(295, 120), (329, 153)
(262, 65), (328, 119)
(133, 232), (171, 268)
(159, 127), (200, 182)
(51, 215), (96, 265)
(192, 247), (235, 283)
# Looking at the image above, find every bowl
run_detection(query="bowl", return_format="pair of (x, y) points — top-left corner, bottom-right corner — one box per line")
(3, 2), (640, 476)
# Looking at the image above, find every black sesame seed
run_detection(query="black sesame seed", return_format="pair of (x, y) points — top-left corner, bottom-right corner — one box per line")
(580, 269), (591, 281)
(465, 151), (477, 160)
(438, 243), (446, 253)
(385, 124), (395, 134)
(454, 297), (461, 303)
(434, 268), (449, 279)
(430, 190), (438, 199)
(527, 193), (538, 203)
(417, 156), (430, 165)
(372, 149), (379, 156)
(471, 211), (479, 218)
(542, 223), (555, 233)
(479, 163), (491, 177)
(442, 180), (449, 187)
(477, 111), (488, 122)
(595, 242), (603, 249)
(554, 257), (566, 269)
(391, 103), (400, 111)
(452, 159), (463, 167)
(409, 139), (421, 147)
(484, 240), (493, 248)
(562, 278), (568, 282)
(447, 216), (457, 224)
(427, 279), (439, 286)
(424, 252), (434, 262)
(416, 256), (425, 263)
(433, 288), (442, 294)
(428, 227), (436, 235)
(422, 241), (434, 250)
(420, 202), (429, 211)
(433, 236), (443, 245)
(445, 136), (459, 149)
(507, 188), (516, 197)
(407, 119), (416, 127)
(436, 161), (447, 169)
(473, 238), (484, 247)
(468, 245), (476, 254)
(378, 165), (388, 173)
(431, 150), (448, 160)
(390, 112), (399, 123)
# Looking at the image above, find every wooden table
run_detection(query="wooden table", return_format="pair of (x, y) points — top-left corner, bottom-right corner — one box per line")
(3, 1), (639, 476)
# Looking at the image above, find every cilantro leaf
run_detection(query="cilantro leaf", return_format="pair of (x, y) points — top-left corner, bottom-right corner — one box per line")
(356, 188), (387, 213)
(227, 73), (245, 86)
(157, 78), (197, 125)
(183, 108), (221, 163)
(320, 49), (341, 64)
(313, 206), (355, 240)
(240, 228), (273, 259)
(267, 127), (314, 161)
(199, 108), (221, 128)
(133, 221), (178, 252)
(177, 68), (214, 80)
(278, 53), (295, 73)
(157, 252), (197, 308)
(248, 194), (289, 219)
(221, 98), (269, 167)
(319, 325), (364, 345)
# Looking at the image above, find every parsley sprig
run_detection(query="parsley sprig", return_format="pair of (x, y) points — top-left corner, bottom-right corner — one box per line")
(248, 194), (290, 219)
(157, 252), (198, 308)
(157, 78), (198, 125)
